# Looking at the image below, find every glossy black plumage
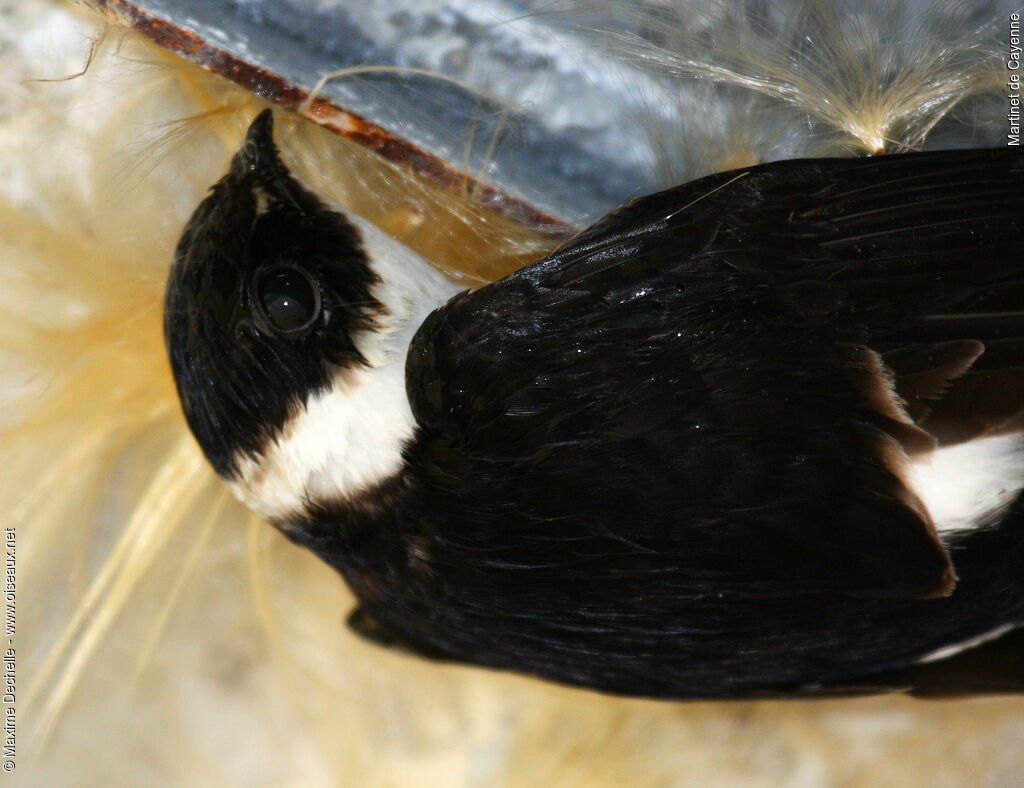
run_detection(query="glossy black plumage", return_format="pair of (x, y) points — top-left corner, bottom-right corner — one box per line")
(166, 112), (382, 477)
(167, 118), (1024, 699)
(298, 149), (1024, 698)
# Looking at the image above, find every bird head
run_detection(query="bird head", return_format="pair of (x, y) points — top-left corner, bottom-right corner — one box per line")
(165, 110), (458, 523)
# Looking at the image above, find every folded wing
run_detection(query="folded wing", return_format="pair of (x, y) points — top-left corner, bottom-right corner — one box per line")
(408, 148), (1024, 602)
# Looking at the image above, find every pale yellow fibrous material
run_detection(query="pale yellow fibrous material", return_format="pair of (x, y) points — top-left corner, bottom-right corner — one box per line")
(3, 1), (1022, 786)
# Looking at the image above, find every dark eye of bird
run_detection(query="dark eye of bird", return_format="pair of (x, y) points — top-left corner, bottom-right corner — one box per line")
(255, 267), (320, 334)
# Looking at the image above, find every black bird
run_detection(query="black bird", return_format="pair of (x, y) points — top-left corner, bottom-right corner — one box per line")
(165, 110), (1024, 699)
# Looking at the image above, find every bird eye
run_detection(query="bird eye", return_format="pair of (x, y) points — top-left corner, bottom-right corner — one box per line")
(254, 266), (320, 335)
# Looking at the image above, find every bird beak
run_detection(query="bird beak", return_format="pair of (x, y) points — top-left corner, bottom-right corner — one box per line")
(230, 109), (306, 214)
(232, 108), (279, 175)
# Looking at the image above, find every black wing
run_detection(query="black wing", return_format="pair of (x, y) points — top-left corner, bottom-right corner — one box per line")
(345, 607), (1024, 698)
(853, 627), (1024, 698)
(408, 148), (1023, 604)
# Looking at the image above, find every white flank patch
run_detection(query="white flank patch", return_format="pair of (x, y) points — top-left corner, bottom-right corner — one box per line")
(915, 623), (1018, 664)
(229, 216), (463, 522)
(907, 435), (1024, 535)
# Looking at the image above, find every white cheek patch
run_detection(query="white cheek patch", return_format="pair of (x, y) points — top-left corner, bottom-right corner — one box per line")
(228, 362), (415, 522)
(228, 217), (463, 523)
(347, 212), (466, 366)
(907, 434), (1024, 535)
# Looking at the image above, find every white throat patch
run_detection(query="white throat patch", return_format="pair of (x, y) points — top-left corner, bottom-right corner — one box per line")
(228, 362), (414, 522)
(228, 217), (462, 523)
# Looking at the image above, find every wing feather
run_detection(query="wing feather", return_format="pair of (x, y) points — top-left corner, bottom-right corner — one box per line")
(408, 148), (1024, 602)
